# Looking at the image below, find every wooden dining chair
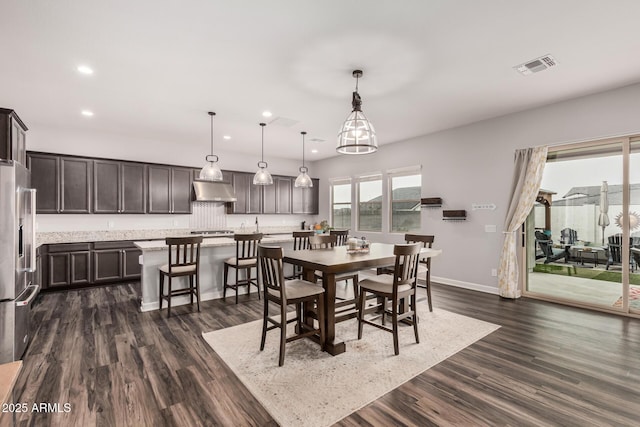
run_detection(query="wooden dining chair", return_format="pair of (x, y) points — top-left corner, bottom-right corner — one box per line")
(405, 233), (435, 312)
(258, 244), (325, 366)
(286, 230), (314, 279)
(330, 229), (349, 246)
(224, 233), (263, 304)
(357, 243), (422, 355)
(158, 236), (203, 318)
(309, 234), (360, 308)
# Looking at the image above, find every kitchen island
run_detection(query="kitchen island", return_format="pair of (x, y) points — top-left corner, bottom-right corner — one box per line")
(134, 234), (295, 312)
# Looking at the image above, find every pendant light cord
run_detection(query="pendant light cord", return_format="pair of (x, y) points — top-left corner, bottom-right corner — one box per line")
(302, 131), (306, 168)
(210, 113), (214, 156)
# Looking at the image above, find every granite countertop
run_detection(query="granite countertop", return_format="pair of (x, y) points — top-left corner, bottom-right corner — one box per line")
(36, 226), (302, 246)
(134, 234), (295, 251)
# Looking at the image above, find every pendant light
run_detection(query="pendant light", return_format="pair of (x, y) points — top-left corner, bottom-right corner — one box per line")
(337, 69), (378, 155)
(253, 122), (273, 185)
(295, 131), (313, 188)
(199, 111), (223, 181)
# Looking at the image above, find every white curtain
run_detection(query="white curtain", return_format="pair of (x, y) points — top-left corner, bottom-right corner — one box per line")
(498, 146), (548, 298)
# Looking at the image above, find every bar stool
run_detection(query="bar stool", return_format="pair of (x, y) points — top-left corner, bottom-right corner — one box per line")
(159, 236), (202, 318)
(224, 233), (263, 304)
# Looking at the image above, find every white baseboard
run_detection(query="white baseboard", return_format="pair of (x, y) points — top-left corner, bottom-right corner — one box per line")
(431, 276), (500, 295)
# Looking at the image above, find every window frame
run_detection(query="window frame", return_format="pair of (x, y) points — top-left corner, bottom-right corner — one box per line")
(329, 177), (352, 230)
(356, 173), (383, 233)
(388, 168), (422, 234)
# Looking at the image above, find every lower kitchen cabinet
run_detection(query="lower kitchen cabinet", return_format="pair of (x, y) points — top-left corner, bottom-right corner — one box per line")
(40, 241), (141, 290)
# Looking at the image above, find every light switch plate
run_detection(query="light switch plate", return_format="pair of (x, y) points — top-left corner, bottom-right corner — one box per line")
(485, 225), (497, 233)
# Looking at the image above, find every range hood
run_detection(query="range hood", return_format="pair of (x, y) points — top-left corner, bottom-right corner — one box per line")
(193, 180), (237, 202)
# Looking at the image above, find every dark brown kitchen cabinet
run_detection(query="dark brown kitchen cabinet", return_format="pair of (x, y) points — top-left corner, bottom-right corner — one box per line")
(263, 176), (292, 214)
(40, 241), (141, 290)
(228, 172), (263, 214)
(292, 178), (319, 214)
(0, 108), (28, 165)
(94, 160), (146, 213)
(60, 157), (92, 213)
(45, 243), (92, 288)
(28, 153), (60, 213)
(148, 166), (192, 214)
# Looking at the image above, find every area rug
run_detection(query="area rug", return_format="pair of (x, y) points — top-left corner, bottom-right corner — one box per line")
(613, 286), (640, 309)
(201, 305), (499, 427)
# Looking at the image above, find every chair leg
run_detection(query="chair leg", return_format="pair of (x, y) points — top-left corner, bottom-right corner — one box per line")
(357, 289), (365, 340)
(279, 304), (287, 367)
(223, 263), (229, 301)
(412, 293), (420, 344)
(167, 276), (172, 318)
(189, 276), (194, 306)
(159, 273), (164, 311)
(352, 276), (359, 305)
(426, 270), (433, 312)
(392, 298), (399, 355)
(260, 298), (268, 351)
(235, 266), (239, 304)
(195, 272), (201, 312)
(317, 294), (325, 349)
(381, 297), (387, 326)
(254, 267), (261, 300)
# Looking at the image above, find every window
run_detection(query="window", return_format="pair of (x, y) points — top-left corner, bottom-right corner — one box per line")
(390, 172), (421, 232)
(331, 179), (351, 229)
(357, 175), (382, 232)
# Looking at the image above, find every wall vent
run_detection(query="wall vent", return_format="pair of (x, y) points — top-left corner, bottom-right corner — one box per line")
(514, 54), (557, 76)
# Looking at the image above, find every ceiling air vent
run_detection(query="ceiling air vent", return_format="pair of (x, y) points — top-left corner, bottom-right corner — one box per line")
(309, 138), (325, 143)
(269, 117), (299, 127)
(514, 54), (557, 76)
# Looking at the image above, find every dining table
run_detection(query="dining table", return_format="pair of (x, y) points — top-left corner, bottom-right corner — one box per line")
(283, 242), (442, 355)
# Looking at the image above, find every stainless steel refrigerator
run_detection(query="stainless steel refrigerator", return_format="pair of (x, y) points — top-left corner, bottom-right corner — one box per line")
(0, 159), (39, 363)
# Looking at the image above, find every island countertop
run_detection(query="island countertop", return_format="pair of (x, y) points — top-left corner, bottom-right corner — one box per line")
(134, 234), (295, 251)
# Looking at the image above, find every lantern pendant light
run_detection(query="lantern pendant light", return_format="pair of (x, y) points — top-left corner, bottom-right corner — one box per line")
(199, 111), (223, 181)
(253, 122), (273, 185)
(295, 131), (313, 188)
(337, 69), (378, 155)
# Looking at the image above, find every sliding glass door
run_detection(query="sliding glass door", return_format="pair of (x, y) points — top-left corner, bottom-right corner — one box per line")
(525, 138), (638, 315)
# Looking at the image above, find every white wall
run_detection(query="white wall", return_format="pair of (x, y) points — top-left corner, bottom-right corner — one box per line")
(312, 81), (640, 293)
(28, 126), (317, 232)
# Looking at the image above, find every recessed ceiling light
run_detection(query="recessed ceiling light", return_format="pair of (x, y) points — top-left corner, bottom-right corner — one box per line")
(81, 110), (94, 117)
(77, 65), (94, 75)
(223, 135), (231, 140)
(262, 111), (272, 118)
(311, 149), (318, 154)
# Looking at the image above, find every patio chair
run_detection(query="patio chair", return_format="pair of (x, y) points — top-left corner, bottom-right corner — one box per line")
(535, 231), (569, 264)
(560, 228), (578, 245)
(606, 234), (637, 272)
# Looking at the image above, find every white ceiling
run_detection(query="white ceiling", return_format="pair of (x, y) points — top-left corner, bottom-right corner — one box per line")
(2, 0), (640, 161)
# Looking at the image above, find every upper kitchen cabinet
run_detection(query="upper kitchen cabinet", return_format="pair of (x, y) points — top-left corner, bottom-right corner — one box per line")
(94, 160), (146, 213)
(227, 172), (262, 214)
(28, 153), (59, 213)
(28, 153), (92, 214)
(292, 179), (319, 214)
(60, 157), (92, 213)
(263, 176), (292, 214)
(0, 108), (28, 166)
(148, 165), (192, 214)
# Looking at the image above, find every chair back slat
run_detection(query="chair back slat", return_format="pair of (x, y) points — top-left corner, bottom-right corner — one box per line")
(292, 231), (313, 251)
(258, 245), (286, 301)
(309, 234), (337, 249)
(330, 229), (349, 246)
(405, 234), (435, 266)
(235, 233), (263, 261)
(165, 236), (203, 273)
(393, 243), (422, 289)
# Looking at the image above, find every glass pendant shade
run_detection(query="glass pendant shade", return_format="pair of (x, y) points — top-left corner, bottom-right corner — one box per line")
(199, 160), (223, 181)
(295, 131), (313, 188)
(337, 109), (377, 154)
(337, 70), (377, 155)
(295, 168), (312, 188)
(199, 111), (223, 181)
(253, 122), (273, 185)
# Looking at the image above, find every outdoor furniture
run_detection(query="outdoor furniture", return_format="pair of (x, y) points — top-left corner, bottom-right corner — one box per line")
(606, 234), (639, 272)
(560, 228), (578, 245)
(258, 245), (325, 367)
(535, 231), (569, 264)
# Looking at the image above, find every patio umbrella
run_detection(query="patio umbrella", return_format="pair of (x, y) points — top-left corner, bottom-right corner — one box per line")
(598, 181), (610, 245)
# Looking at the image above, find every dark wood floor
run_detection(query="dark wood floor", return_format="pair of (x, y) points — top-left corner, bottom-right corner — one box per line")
(12, 282), (640, 426)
